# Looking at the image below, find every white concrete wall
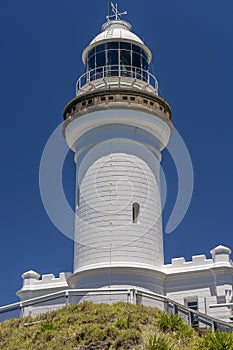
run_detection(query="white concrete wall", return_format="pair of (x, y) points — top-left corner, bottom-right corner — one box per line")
(159, 247), (233, 322)
(16, 271), (71, 301)
(74, 138), (163, 274)
(68, 267), (165, 295)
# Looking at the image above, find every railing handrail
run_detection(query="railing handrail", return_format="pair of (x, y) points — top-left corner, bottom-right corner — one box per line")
(210, 302), (233, 308)
(136, 289), (233, 329)
(0, 288), (133, 312)
(1, 287), (233, 331)
(76, 65), (158, 94)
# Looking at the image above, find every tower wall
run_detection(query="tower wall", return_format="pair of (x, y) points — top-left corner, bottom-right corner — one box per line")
(74, 133), (163, 273)
(64, 99), (171, 290)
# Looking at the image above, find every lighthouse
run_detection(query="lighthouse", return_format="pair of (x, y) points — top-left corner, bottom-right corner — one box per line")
(13, 3), (233, 324)
(63, 4), (172, 293)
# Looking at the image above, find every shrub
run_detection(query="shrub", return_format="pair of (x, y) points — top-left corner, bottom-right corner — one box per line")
(156, 312), (187, 333)
(155, 312), (196, 345)
(146, 333), (173, 350)
(40, 322), (55, 332)
(195, 331), (233, 350)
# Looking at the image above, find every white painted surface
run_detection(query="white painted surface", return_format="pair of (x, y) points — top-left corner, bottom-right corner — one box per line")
(74, 139), (164, 272)
(65, 105), (171, 289)
(64, 109), (171, 152)
(90, 21), (143, 45)
(16, 271), (71, 301)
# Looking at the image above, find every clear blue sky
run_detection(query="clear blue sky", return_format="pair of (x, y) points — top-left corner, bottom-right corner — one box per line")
(1, 0), (233, 306)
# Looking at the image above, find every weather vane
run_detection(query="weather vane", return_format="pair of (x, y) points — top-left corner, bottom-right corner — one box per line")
(106, 2), (127, 21)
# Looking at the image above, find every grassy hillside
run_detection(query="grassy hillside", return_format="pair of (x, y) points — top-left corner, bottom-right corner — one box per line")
(0, 302), (233, 349)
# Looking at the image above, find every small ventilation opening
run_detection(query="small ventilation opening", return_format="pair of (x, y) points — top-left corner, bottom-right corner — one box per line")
(77, 187), (80, 206)
(132, 203), (140, 223)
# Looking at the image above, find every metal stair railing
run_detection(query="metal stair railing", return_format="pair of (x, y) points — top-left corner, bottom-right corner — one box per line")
(135, 289), (233, 333)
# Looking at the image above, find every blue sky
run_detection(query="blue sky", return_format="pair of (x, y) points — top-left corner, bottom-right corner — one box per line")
(1, 0), (233, 306)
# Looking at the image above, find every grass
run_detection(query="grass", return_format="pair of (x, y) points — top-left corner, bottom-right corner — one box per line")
(0, 302), (232, 349)
(194, 331), (233, 350)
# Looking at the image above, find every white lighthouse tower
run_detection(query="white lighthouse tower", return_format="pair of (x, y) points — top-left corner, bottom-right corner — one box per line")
(14, 4), (233, 324)
(63, 4), (172, 293)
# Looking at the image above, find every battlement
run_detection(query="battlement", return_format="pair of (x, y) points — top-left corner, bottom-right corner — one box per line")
(163, 245), (233, 273)
(16, 270), (72, 300)
(20, 271), (72, 291)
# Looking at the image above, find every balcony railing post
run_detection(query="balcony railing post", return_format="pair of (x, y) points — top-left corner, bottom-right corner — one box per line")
(76, 65), (158, 93)
(164, 300), (169, 313)
(129, 289), (137, 304)
(65, 290), (69, 307)
(19, 302), (23, 318)
(189, 311), (195, 328)
(173, 304), (178, 315)
(212, 320), (217, 333)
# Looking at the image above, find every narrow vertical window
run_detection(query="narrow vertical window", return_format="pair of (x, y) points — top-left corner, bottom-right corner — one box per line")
(77, 187), (80, 206)
(132, 203), (140, 223)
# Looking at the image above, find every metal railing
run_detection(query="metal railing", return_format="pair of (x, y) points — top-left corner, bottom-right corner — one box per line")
(136, 290), (233, 333)
(76, 65), (158, 94)
(0, 288), (233, 332)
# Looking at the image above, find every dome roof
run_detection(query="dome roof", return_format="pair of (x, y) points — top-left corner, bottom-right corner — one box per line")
(210, 245), (231, 255)
(90, 20), (143, 45)
(22, 270), (40, 279)
(82, 20), (152, 64)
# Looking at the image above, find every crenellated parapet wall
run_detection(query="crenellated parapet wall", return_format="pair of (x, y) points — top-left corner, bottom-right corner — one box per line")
(163, 245), (233, 273)
(16, 270), (72, 301)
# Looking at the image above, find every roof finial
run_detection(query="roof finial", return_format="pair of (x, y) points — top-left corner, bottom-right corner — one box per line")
(106, 2), (127, 21)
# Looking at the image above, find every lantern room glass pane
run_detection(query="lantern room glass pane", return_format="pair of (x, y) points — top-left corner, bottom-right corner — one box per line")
(88, 55), (95, 70)
(107, 42), (118, 50)
(120, 50), (131, 66)
(96, 52), (105, 68)
(120, 42), (131, 50)
(142, 56), (148, 71)
(107, 50), (118, 65)
(132, 44), (141, 54)
(88, 48), (95, 58)
(96, 44), (105, 53)
(132, 52), (141, 68)
(142, 50), (147, 60)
